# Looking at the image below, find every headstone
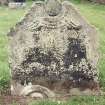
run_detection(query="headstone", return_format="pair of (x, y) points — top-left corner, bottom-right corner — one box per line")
(9, 0), (26, 9)
(14, 0), (26, 2)
(8, 0), (99, 98)
(91, 0), (105, 4)
(0, 0), (8, 5)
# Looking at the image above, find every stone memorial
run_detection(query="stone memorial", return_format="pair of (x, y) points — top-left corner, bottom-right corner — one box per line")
(91, 0), (105, 4)
(9, 0), (26, 9)
(0, 0), (9, 5)
(8, 0), (99, 98)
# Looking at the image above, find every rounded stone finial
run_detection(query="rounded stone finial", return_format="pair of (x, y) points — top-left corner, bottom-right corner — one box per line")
(45, 0), (62, 16)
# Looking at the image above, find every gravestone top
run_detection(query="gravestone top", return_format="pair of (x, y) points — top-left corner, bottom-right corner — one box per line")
(8, 0), (99, 98)
(45, 0), (62, 16)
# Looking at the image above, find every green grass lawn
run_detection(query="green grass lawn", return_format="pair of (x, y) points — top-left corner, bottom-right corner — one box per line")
(0, 2), (32, 89)
(12, 96), (105, 105)
(0, 5), (29, 90)
(0, 1), (105, 104)
(30, 96), (105, 105)
(74, 1), (105, 90)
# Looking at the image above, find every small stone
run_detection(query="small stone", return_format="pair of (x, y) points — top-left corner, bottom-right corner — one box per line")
(69, 88), (81, 95)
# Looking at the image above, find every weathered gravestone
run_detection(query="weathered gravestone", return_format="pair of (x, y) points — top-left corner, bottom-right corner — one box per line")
(0, 0), (9, 5)
(8, 0), (99, 98)
(9, 0), (26, 9)
(91, 0), (105, 4)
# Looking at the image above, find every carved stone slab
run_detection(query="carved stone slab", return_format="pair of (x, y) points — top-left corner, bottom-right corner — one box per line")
(8, 0), (99, 98)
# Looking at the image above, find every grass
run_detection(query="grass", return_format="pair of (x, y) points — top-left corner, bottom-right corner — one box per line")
(0, 2), (32, 89)
(0, 0), (105, 104)
(30, 96), (105, 105)
(10, 96), (105, 105)
(73, 1), (105, 90)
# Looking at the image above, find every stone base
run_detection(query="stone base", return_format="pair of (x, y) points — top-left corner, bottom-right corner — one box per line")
(11, 85), (101, 99)
(11, 79), (100, 99)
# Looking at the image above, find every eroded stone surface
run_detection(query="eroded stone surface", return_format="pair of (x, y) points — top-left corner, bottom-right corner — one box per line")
(8, 0), (99, 97)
